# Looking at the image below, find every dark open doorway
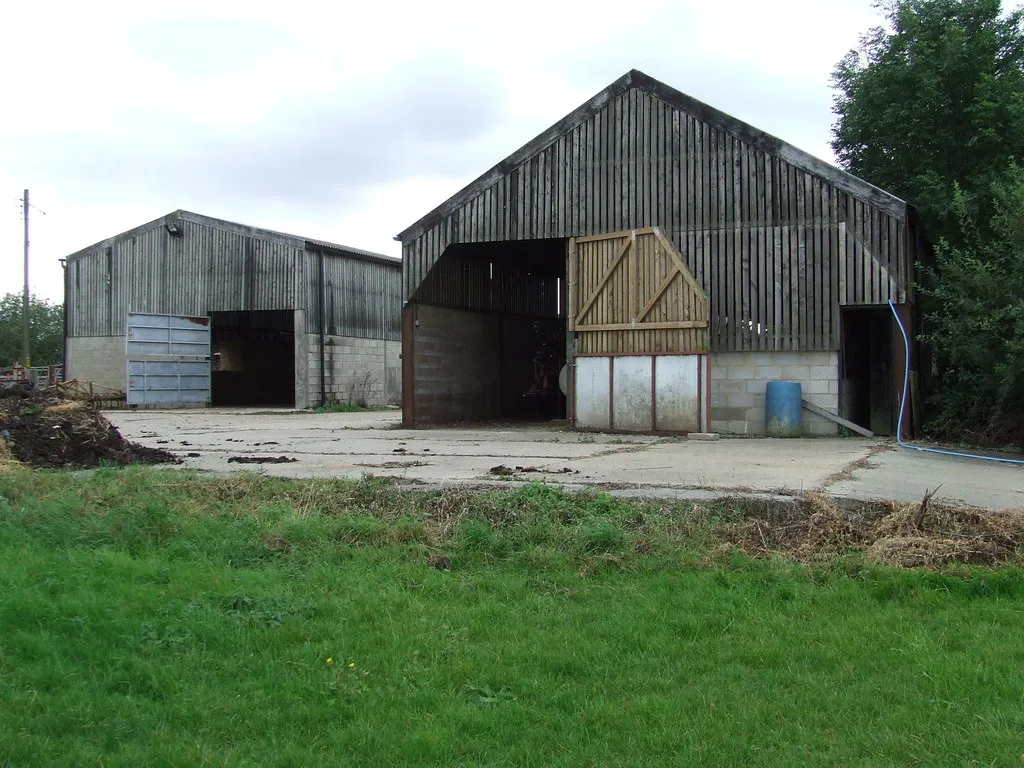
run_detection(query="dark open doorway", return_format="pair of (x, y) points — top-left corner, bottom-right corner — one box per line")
(840, 306), (894, 436)
(405, 239), (567, 425)
(209, 310), (295, 407)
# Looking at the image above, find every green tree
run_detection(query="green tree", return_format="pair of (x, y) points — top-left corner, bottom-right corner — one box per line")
(0, 292), (64, 367)
(832, 0), (1024, 447)
(920, 168), (1024, 446)
(831, 0), (1024, 241)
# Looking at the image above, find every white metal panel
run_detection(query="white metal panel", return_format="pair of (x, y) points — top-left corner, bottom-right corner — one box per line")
(612, 356), (653, 432)
(654, 355), (700, 432)
(127, 360), (210, 405)
(574, 356), (611, 430)
(126, 313), (211, 357)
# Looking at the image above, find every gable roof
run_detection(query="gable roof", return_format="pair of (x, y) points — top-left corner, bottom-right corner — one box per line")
(66, 209), (400, 268)
(396, 69), (906, 243)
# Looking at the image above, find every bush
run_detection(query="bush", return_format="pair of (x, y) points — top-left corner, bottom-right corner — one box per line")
(920, 166), (1024, 448)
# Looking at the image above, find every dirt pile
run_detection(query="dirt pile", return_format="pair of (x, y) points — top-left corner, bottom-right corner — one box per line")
(723, 493), (1024, 568)
(0, 384), (178, 470)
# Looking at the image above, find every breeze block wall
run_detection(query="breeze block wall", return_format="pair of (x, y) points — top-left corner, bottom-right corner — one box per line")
(65, 336), (128, 394)
(306, 335), (401, 408)
(711, 351), (839, 436)
(408, 305), (500, 425)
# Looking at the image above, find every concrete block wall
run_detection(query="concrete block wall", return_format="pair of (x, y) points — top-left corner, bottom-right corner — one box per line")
(307, 334), (401, 408)
(410, 304), (500, 424)
(711, 351), (839, 436)
(66, 336), (127, 393)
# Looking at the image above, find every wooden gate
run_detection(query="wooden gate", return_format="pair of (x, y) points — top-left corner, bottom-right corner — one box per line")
(570, 227), (708, 354)
(568, 228), (710, 432)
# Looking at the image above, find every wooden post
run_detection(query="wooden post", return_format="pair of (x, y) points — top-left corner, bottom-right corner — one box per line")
(22, 189), (30, 367)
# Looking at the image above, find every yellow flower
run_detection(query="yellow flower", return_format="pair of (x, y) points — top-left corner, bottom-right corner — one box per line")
(348, 663), (356, 668)
(326, 658), (333, 664)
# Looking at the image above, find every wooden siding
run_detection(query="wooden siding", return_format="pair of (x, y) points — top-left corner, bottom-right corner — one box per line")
(411, 244), (562, 319)
(66, 213), (401, 341)
(401, 85), (911, 353)
(67, 219), (303, 338)
(571, 228), (708, 354)
(306, 247), (402, 340)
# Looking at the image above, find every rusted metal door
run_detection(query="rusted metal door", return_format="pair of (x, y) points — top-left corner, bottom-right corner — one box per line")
(568, 228), (710, 432)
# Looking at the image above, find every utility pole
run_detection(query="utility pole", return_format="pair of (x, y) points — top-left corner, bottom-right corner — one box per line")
(22, 189), (30, 368)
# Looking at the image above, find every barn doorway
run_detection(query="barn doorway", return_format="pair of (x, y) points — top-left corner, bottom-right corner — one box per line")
(403, 239), (567, 425)
(840, 307), (894, 436)
(209, 310), (295, 407)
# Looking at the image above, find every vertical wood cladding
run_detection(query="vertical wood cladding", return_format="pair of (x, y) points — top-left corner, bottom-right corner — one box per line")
(400, 72), (913, 353)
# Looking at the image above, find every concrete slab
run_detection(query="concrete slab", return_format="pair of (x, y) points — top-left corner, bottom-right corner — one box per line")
(825, 447), (1024, 510)
(106, 410), (1024, 510)
(571, 438), (873, 493)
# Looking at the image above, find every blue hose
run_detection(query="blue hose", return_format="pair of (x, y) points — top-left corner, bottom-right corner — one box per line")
(889, 299), (1024, 465)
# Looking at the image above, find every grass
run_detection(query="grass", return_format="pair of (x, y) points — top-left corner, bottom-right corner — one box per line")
(1, 470), (1023, 766)
(313, 403), (393, 414)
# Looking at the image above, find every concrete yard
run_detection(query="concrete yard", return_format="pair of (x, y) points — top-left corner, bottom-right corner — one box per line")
(108, 409), (1024, 511)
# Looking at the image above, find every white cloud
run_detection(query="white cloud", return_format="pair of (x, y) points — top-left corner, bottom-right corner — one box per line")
(0, 0), (883, 302)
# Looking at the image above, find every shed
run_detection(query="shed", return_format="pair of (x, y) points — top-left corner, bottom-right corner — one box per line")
(64, 210), (402, 408)
(397, 70), (922, 436)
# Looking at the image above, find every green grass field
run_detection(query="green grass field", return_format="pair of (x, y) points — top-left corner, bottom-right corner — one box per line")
(1, 469), (1022, 766)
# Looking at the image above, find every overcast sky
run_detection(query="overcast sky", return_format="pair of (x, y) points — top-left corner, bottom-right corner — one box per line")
(0, 0), (883, 302)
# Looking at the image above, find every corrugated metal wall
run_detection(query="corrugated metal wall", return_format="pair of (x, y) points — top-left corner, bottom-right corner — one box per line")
(401, 85), (913, 353)
(67, 217), (401, 341)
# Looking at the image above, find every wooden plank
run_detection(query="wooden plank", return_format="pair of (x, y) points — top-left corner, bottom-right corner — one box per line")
(636, 267), (678, 322)
(802, 399), (874, 438)
(575, 234), (632, 323)
(795, 172), (807, 350)
(573, 227), (655, 243)
(576, 321), (708, 332)
(628, 235), (638, 323)
(813, 176), (823, 348)
(651, 228), (708, 302)
(772, 225), (782, 350)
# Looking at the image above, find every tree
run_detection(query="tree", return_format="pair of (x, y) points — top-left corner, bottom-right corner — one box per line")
(832, 0), (1024, 447)
(920, 167), (1024, 447)
(831, 0), (1024, 241)
(0, 293), (64, 367)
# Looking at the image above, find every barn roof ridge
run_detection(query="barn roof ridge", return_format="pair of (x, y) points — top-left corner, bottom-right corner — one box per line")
(65, 209), (400, 267)
(395, 69), (907, 243)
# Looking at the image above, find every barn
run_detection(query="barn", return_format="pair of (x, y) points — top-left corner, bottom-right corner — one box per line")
(64, 210), (401, 408)
(397, 70), (922, 436)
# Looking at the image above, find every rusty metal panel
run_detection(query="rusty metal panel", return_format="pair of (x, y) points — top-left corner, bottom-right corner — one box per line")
(612, 356), (653, 431)
(654, 355), (700, 432)
(574, 356), (611, 430)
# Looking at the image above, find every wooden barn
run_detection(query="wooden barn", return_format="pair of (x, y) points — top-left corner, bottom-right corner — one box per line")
(397, 70), (922, 435)
(65, 211), (402, 409)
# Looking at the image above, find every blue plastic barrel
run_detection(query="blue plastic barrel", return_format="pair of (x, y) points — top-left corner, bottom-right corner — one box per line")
(765, 381), (803, 437)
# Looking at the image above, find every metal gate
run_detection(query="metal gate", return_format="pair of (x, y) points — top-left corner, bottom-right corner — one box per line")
(127, 360), (211, 405)
(127, 312), (211, 357)
(126, 313), (211, 406)
(568, 228), (710, 432)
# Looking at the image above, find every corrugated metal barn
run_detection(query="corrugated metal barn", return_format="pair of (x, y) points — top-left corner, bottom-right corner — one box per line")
(65, 210), (401, 408)
(398, 70), (923, 435)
